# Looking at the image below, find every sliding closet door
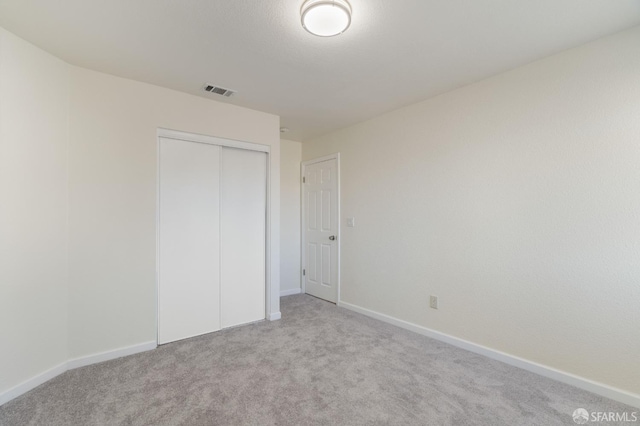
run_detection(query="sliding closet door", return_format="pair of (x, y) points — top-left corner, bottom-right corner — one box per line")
(220, 148), (266, 328)
(158, 138), (221, 344)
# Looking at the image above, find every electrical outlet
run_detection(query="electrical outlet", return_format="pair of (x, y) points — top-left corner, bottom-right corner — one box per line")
(429, 295), (438, 310)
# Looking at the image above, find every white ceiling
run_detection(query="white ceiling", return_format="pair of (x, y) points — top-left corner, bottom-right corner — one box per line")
(1, 1), (639, 141)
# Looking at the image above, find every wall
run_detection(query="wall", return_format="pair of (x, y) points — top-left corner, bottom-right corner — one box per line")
(303, 26), (640, 396)
(280, 139), (302, 295)
(0, 24), (281, 402)
(0, 28), (69, 398)
(68, 67), (281, 358)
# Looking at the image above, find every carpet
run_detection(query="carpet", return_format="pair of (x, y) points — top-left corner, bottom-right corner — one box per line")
(0, 294), (635, 425)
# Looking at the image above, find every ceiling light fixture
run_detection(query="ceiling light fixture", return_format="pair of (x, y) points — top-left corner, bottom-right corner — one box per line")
(301, 0), (352, 37)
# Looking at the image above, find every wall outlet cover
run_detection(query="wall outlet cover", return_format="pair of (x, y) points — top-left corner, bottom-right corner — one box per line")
(430, 295), (438, 309)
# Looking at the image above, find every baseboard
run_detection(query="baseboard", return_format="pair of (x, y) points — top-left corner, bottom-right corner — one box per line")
(280, 288), (302, 297)
(0, 341), (157, 407)
(0, 362), (67, 406)
(67, 341), (157, 370)
(337, 300), (640, 409)
(268, 311), (282, 321)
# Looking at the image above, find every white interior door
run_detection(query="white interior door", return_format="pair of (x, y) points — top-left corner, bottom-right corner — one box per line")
(303, 158), (338, 303)
(220, 147), (266, 328)
(158, 137), (221, 344)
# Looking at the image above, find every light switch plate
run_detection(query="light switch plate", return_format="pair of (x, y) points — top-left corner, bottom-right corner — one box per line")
(346, 217), (355, 227)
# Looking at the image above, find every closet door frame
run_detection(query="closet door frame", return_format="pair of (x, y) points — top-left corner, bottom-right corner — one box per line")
(156, 128), (271, 345)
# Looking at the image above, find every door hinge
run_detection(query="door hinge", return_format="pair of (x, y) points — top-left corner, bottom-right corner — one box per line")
(302, 176), (306, 183)
(303, 269), (306, 276)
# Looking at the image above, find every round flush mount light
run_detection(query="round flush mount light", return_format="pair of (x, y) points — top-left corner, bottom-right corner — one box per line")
(301, 0), (352, 37)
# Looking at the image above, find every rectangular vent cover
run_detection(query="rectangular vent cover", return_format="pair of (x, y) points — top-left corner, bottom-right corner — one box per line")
(203, 84), (235, 97)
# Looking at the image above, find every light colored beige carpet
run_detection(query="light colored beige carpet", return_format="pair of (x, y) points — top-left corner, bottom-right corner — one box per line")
(0, 294), (634, 425)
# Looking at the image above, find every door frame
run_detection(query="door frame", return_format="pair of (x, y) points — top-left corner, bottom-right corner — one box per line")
(156, 128), (271, 346)
(300, 153), (341, 303)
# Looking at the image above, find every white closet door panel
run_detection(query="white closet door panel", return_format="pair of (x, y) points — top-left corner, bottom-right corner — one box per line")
(221, 148), (266, 328)
(158, 138), (221, 344)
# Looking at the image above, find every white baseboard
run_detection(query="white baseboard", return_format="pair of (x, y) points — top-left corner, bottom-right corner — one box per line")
(280, 288), (302, 297)
(0, 362), (67, 406)
(0, 341), (157, 407)
(268, 311), (282, 321)
(67, 341), (157, 370)
(338, 300), (640, 409)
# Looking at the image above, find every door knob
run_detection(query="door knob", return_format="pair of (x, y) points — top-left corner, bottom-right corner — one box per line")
(329, 235), (336, 241)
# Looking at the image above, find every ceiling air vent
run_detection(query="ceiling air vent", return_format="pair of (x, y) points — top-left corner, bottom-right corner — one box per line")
(203, 84), (235, 97)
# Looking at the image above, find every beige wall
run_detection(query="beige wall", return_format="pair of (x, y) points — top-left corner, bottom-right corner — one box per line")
(303, 26), (640, 395)
(280, 139), (302, 294)
(0, 25), (281, 399)
(0, 28), (69, 397)
(68, 67), (281, 358)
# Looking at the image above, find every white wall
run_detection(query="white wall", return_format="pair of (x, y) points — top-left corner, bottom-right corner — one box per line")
(280, 139), (302, 295)
(68, 67), (281, 358)
(0, 28), (69, 397)
(0, 25), (281, 401)
(303, 26), (640, 396)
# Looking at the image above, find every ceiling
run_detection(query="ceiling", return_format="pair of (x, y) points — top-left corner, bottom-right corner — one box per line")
(1, 1), (639, 141)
